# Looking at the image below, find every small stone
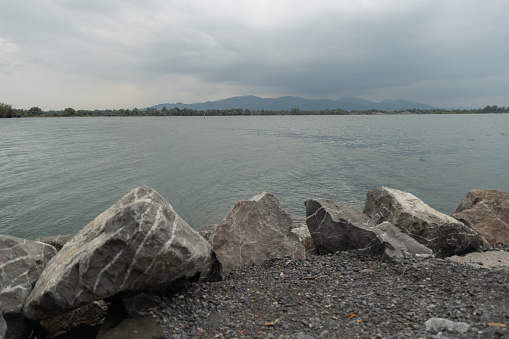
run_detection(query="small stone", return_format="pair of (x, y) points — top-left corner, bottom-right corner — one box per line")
(294, 332), (316, 339)
(425, 317), (470, 334)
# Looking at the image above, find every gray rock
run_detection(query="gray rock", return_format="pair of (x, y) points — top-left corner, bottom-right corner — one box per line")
(453, 189), (509, 245)
(35, 233), (75, 251)
(0, 235), (56, 339)
(35, 300), (108, 338)
(364, 186), (481, 257)
(305, 199), (432, 261)
(478, 324), (509, 337)
(290, 223), (315, 252)
(209, 192), (306, 275)
(424, 317), (470, 334)
(374, 222), (433, 261)
(204, 312), (224, 328)
(23, 186), (218, 320)
(305, 198), (379, 255)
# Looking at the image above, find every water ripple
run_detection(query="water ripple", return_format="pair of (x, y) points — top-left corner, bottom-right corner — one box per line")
(1, 115), (508, 239)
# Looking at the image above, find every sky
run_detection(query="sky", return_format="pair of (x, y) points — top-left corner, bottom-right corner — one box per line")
(1, 0), (508, 110)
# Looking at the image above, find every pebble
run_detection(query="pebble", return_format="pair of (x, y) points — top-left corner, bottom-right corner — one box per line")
(146, 246), (509, 338)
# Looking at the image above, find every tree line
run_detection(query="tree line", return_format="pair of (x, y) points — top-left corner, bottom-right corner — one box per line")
(1, 102), (508, 118)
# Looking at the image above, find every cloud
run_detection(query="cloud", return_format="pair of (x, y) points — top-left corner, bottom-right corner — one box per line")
(0, 0), (508, 109)
(0, 37), (19, 70)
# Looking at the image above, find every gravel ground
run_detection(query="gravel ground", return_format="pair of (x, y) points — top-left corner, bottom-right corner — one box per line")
(147, 246), (509, 339)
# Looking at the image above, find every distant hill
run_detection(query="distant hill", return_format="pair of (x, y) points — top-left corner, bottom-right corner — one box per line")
(151, 95), (435, 111)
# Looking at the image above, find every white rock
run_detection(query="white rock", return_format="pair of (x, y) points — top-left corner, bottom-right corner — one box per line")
(23, 186), (217, 320)
(425, 317), (470, 334)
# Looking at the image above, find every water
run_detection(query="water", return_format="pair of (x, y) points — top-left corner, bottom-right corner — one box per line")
(1, 115), (508, 240)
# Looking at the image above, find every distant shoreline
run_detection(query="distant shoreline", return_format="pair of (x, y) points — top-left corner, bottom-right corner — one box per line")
(2, 106), (509, 118)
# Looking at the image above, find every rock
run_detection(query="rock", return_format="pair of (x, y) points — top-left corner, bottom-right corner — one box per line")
(96, 316), (165, 339)
(447, 250), (509, 269)
(23, 186), (218, 320)
(0, 235), (56, 339)
(305, 198), (378, 255)
(35, 234), (75, 251)
(35, 301), (108, 338)
(453, 189), (509, 245)
(364, 186), (481, 257)
(209, 192), (305, 275)
(121, 293), (161, 318)
(290, 223), (315, 252)
(374, 222), (433, 261)
(478, 324), (509, 337)
(424, 317), (470, 334)
(305, 199), (432, 261)
(204, 312), (224, 328)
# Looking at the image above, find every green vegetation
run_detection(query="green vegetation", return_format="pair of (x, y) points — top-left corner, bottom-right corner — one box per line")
(0, 103), (17, 118)
(1, 102), (508, 118)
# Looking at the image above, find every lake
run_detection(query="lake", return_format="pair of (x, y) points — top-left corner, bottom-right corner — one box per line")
(1, 114), (508, 240)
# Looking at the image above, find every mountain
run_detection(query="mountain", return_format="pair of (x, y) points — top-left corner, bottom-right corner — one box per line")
(151, 95), (435, 111)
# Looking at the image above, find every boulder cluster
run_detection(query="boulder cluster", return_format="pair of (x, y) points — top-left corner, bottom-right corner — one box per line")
(1, 186), (507, 339)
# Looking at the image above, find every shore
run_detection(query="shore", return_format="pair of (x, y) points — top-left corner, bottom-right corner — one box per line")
(141, 245), (509, 339)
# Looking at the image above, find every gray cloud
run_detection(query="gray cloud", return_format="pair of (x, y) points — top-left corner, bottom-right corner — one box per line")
(1, 0), (508, 109)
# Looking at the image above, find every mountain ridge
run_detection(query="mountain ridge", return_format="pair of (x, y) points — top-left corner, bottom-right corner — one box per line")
(150, 95), (436, 111)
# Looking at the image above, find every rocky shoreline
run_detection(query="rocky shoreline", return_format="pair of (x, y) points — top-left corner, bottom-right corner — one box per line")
(1, 186), (508, 339)
(152, 248), (509, 338)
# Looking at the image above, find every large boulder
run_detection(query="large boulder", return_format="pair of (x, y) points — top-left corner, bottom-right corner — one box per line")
(209, 192), (305, 275)
(305, 199), (377, 254)
(0, 235), (57, 339)
(23, 186), (218, 320)
(35, 233), (75, 251)
(364, 186), (481, 257)
(452, 189), (509, 245)
(305, 199), (432, 261)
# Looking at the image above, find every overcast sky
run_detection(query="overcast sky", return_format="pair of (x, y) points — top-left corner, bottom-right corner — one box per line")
(1, 0), (508, 110)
